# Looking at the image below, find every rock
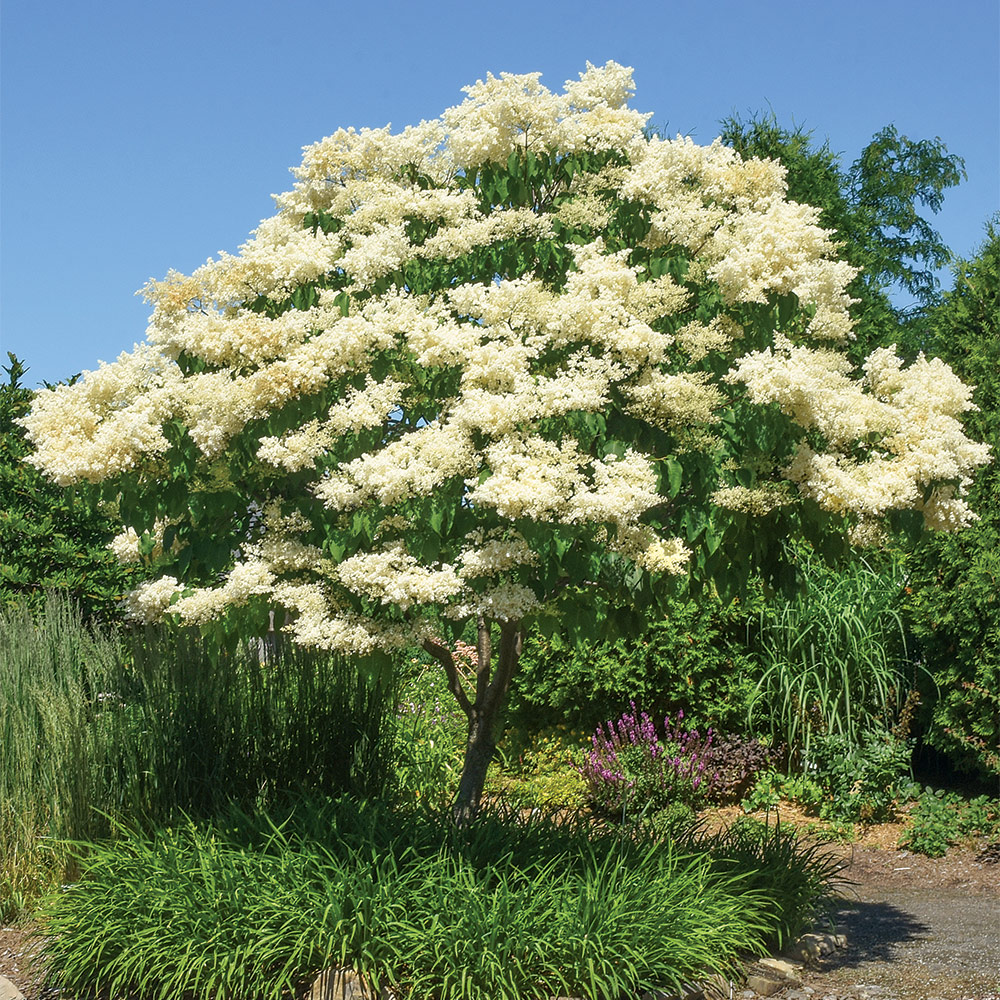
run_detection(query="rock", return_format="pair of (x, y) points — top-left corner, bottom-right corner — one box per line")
(757, 956), (803, 983)
(744, 973), (785, 997)
(785, 930), (845, 966)
(0, 977), (25, 1000)
(702, 972), (737, 998)
(307, 967), (383, 999)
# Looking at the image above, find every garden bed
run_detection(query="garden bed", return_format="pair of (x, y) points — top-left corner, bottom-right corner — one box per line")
(3, 821), (997, 1000)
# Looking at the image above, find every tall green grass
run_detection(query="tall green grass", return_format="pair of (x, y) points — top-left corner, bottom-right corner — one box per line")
(0, 594), (397, 920)
(38, 798), (838, 1000)
(750, 554), (913, 763)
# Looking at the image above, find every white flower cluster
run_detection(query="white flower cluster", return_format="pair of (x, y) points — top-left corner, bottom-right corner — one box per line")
(315, 421), (477, 511)
(442, 62), (649, 168)
(732, 341), (991, 527)
(674, 316), (742, 361)
(443, 582), (541, 623)
(169, 559), (276, 625)
(21, 61), (989, 651)
(107, 517), (182, 563)
(711, 486), (794, 517)
(271, 581), (416, 653)
(457, 530), (539, 579)
(626, 370), (722, 428)
(124, 575), (183, 623)
(335, 543), (463, 611)
(609, 524), (691, 575)
(107, 526), (145, 564)
(730, 335), (897, 448)
(622, 136), (858, 342)
(21, 344), (181, 485)
(257, 376), (404, 471)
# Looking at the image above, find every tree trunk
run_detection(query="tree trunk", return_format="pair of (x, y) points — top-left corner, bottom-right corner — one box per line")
(453, 711), (498, 825)
(448, 619), (523, 825)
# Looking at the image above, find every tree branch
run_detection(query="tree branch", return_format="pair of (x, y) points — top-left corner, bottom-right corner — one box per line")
(484, 620), (523, 716)
(475, 614), (492, 709)
(422, 637), (473, 719)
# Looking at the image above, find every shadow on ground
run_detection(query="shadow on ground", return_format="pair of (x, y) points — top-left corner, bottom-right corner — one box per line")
(801, 890), (1000, 999)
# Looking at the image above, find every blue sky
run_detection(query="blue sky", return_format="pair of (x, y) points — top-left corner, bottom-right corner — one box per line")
(2, 0), (997, 388)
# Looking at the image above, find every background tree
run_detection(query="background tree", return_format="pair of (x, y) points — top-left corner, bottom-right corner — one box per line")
(21, 65), (989, 819)
(902, 218), (1000, 780)
(720, 114), (965, 359)
(0, 354), (139, 623)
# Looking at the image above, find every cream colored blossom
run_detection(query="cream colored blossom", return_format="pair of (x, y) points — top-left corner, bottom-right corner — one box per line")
(443, 582), (541, 622)
(271, 581), (415, 653)
(22, 62), (988, 658)
(336, 543), (463, 611)
(847, 518), (888, 548)
(731, 339), (991, 527)
(729, 336), (897, 447)
(107, 518), (181, 563)
(610, 524), (690, 575)
(457, 531), (539, 579)
(674, 316), (741, 361)
(257, 376), (404, 471)
(442, 63), (649, 169)
(626, 370), (722, 428)
(711, 485), (794, 516)
(316, 421), (476, 510)
(19, 344), (181, 485)
(124, 576), (182, 623)
(568, 449), (662, 525)
(467, 435), (584, 520)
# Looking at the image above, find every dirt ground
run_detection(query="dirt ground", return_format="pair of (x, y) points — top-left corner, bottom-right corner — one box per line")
(3, 835), (998, 999)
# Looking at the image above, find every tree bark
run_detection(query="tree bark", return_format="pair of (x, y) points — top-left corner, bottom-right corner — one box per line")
(453, 711), (497, 825)
(451, 619), (523, 825)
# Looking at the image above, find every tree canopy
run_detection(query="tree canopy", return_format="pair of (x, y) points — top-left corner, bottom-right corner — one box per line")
(21, 63), (991, 815)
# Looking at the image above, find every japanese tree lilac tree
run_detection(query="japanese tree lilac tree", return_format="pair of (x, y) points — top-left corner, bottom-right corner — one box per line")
(21, 63), (991, 820)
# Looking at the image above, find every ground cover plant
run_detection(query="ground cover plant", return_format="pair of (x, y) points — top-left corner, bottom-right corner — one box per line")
(20, 62), (990, 823)
(897, 787), (1000, 857)
(37, 797), (838, 1000)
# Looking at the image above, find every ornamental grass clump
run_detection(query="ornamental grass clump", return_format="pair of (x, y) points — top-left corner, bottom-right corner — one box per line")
(40, 798), (799, 1000)
(579, 703), (722, 816)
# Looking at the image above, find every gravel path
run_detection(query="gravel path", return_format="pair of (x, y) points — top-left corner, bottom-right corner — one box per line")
(762, 844), (1000, 1000)
(776, 889), (1000, 1000)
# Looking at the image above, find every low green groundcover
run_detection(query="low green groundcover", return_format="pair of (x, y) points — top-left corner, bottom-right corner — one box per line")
(39, 799), (837, 1000)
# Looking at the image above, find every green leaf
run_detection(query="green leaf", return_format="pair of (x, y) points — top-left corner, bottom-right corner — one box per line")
(666, 459), (683, 498)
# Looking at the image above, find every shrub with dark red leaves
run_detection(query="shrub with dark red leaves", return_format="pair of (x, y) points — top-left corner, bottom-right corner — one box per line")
(701, 734), (782, 803)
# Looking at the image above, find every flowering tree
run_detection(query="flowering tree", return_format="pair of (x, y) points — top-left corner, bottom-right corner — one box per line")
(21, 63), (990, 819)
